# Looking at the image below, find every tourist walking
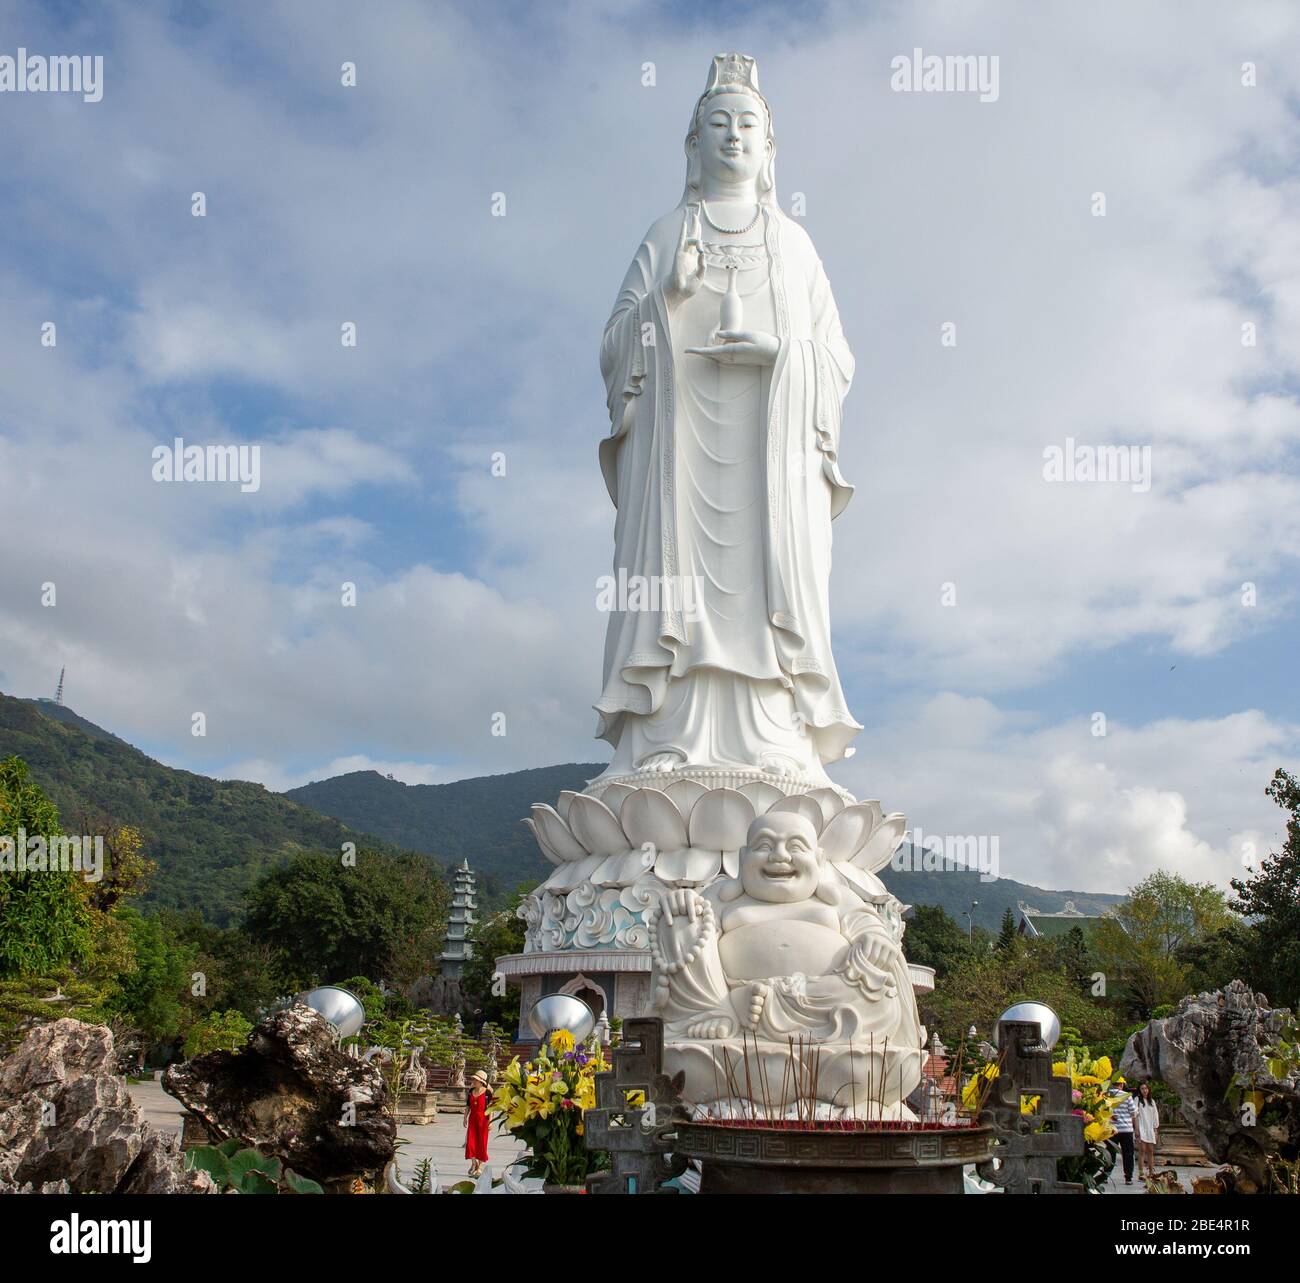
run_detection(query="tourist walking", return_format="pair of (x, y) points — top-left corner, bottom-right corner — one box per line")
(464, 1068), (491, 1178)
(1134, 1081), (1160, 1179)
(1109, 1083), (1136, 1184)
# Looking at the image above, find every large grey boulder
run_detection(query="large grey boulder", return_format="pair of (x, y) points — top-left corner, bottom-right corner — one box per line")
(162, 1003), (394, 1188)
(1120, 979), (1299, 1187)
(0, 1018), (214, 1194)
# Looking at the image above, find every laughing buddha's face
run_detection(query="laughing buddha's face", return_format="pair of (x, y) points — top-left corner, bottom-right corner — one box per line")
(739, 812), (822, 904)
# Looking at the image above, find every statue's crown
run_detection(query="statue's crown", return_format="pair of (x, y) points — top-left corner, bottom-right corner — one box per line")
(704, 52), (760, 95)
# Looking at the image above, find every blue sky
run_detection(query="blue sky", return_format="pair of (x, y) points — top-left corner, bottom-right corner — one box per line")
(2, 0), (1298, 894)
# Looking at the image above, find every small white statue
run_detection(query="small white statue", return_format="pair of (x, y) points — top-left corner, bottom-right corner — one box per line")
(648, 812), (923, 1118)
(401, 1047), (428, 1092)
(449, 1048), (466, 1089)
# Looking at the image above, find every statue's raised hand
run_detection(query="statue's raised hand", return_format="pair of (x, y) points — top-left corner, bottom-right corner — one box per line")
(665, 208), (705, 308)
(647, 888), (714, 975)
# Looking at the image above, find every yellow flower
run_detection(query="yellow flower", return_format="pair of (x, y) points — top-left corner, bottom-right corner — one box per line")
(549, 1029), (575, 1054)
(1084, 1120), (1113, 1144)
(1020, 1095), (1041, 1115)
(1051, 1062), (1069, 1077)
(525, 1080), (554, 1119)
(625, 1089), (647, 1108)
(505, 1094), (530, 1128)
(575, 1121), (584, 1136)
(1093, 1056), (1112, 1080)
(961, 1064), (997, 1110)
(1076, 1074), (1102, 1086)
(502, 1057), (524, 1089)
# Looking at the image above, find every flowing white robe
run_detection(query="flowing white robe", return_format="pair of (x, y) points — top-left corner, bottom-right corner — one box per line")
(595, 203), (862, 778)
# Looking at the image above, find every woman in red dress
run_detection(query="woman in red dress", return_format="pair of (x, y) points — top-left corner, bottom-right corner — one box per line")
(464, 1069), (491, 1177)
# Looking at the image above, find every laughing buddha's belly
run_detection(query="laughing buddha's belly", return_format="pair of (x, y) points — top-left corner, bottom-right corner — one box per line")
(718, 921), (848, 982)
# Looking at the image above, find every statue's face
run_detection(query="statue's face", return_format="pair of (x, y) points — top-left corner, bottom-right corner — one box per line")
(693, 91), (769, 186)
(740, 813), (821, 903)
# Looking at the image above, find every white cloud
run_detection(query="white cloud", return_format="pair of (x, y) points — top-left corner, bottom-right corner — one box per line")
(0, 0), (1297, 899)
(838, 696), (1299, 893)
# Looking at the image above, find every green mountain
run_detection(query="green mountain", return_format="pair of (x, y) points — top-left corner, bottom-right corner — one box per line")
(287, 766), (1126, 931)
(0, 693), (440, 926)
(286, 763), (605, 886)
(0, 690), (1124, 933)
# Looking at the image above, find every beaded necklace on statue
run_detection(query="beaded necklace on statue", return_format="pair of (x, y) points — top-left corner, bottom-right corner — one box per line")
(701, 200), (761, 236)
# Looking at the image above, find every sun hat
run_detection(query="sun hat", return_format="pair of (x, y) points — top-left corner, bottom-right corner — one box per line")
(470, 1069), (489, 1085)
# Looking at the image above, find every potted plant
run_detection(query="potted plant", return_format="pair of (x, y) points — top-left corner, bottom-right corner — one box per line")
(487, 1031), (611, 1192)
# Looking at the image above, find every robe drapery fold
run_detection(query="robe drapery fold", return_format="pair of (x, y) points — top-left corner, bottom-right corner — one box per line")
(595, 204), (862, 773)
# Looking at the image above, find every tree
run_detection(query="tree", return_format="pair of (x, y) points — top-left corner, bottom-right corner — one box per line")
(1093, 871), (1235, 1017)
(183, 1009), (253, 1058)
(461, 882), (536, 1030)
(242, 849), (448, 991)
(0, 756), (93, 977)
(996, 907), (1018, 952)
(1174, 922), (1253, 996)
(903, 905), (977, 979)
(1049, 925), (1096, 989)
(157, 908), (281, 1023)
(1231, 770), (1300, 1009)
(104, 907), (195, 1049)
(922, 935), (1121, 1049)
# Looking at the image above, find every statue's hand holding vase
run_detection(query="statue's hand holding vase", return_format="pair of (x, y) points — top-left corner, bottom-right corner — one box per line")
(687, 329), (780, 366)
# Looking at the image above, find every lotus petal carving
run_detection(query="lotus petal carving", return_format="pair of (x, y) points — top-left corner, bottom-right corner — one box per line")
(653, 846), (722, 885)
(620, 787), (689, 852)
(852, 812), (907, 874)
(687, 788), (754, 852)
(530, 803), (589, 864)
(566, 793), (630, 857)
(766, 793), (825, 830)
(819, 802), (882, 863)
(739, 780), (783, 812)
(599, 782), (636, 815)
(665, 778), (709, 814)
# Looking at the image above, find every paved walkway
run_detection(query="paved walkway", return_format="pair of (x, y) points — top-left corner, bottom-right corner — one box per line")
(1101, 1159), (1207, 1194)
(128, 1077), (526, 1189)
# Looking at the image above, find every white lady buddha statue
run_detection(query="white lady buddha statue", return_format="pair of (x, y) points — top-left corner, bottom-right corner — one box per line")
(518, 58), (924, 1119)
(594, 53), (861, 791)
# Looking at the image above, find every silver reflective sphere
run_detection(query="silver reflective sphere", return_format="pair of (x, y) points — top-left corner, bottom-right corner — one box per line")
(996, 1001), (1061, 1050)
(299, 985), (366, 1040)
(527, 994), (595, 1043)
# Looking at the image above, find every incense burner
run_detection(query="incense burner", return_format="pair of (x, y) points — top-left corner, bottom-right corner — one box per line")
(673, 1119), (995, 1194)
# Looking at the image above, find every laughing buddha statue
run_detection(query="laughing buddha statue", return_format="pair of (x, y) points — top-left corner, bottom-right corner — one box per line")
(648, 811), (925, 1119)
